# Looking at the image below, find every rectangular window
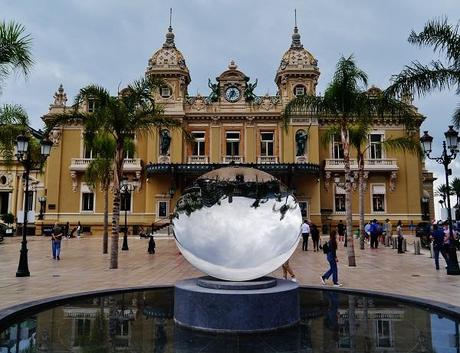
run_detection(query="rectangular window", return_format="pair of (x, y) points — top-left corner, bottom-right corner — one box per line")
(333, 135), (344, 159)
(87, 99), (96, 113)
(26, 191), (34, 211)
(82, 192), (94, 211)
(0, 192), (9, 214)
(158, 201), (168, 218)
(120, 192), (132, 212)
(160, 86), (171, 98)
(375, 320), (393, 348)
(294, 85), (306, 96)
(226, 131), (240, 156)
(372, 185), (385, 212)
(74, 318), (91, 346)
(260, 132), (274, 156)
(369, 134), (383, 159)
(192, 132), (206, 156)
(335, 186), (346, 212)
(84, 145), (93, 159)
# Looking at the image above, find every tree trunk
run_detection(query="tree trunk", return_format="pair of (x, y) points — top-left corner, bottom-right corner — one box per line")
(358, 152), (365, 250)
(110, 143), (124, 269)
(103, 185), (109, 254)
(342, 126), (356, 267)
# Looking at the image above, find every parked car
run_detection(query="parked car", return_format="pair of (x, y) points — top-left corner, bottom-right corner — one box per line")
(0, 221), (15, 237)
(415, 222), (432, 249)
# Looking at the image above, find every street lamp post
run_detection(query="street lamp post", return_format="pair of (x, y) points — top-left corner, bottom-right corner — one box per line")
(333, 173), (355, 248)
(420, 126), (460, 275)
(16, 134), (53, 277)
(120, 177), (135, 251)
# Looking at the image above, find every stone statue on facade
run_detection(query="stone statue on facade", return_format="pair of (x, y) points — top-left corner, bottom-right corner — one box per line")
(295, 130), (307, 156)
(244, 78), (258, 102)
(206, 79), (220, 103)
(160, 129), (171, 155)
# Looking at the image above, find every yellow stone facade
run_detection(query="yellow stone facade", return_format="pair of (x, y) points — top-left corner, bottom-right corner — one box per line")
(27, 24), (435, 235)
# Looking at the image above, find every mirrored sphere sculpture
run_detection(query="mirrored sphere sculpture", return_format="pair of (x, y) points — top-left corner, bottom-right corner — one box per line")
(172, 167), (301, 281)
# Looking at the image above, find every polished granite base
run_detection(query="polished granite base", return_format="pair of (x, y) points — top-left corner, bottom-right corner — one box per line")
(174, 277), (299, 333)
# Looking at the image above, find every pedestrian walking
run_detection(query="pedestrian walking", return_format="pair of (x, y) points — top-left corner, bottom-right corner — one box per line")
(52, 222), (63, 260)
(320, 230), (342, 287)
(64, 222), (70, 239)
(76, 221), (82, 238)
(337, 220), (345, 242)
(301, 220), (310, 251)
(282, 259), (297, 282)
(431, 224), (448, 270)
(148, 234), (156, 254)
(396, 220), (404, 253)
(311, 224), (320, 252)
(364, 221), (371, 244)
(384, 218), (392, 246)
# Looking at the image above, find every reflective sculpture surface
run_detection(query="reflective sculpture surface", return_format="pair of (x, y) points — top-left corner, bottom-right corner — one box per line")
(172, 167), (301, 281)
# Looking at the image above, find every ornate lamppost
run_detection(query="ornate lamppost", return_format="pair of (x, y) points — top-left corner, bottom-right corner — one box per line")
(420, 126), (460, 275)
(333, 173), (355, 248)
(120, 177), (135, 251)
(16, 134), (53, 277)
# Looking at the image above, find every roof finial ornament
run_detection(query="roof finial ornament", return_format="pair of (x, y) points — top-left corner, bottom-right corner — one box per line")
(163, 8), (175, 48)
(291, 9), (303, 50)
(52, 84), (67, 107)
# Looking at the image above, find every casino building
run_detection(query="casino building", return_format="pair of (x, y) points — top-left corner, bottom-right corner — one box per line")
(36, 23), (435, 235)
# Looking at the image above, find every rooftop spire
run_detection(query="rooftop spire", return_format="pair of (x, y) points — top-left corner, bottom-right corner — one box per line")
(291, 9), (303, 49)
(163, 8), (175, 48)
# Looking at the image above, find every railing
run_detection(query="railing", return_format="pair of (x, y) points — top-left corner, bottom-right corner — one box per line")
(324, 158), (398, 171)
(257, 156), (278, 164)
(70, 158), (142, 172)
(222, 156), (243, 164)
(188, 155), (209, 164)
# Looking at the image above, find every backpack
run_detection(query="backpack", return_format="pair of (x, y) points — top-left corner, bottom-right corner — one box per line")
(322, 241), (330, 254)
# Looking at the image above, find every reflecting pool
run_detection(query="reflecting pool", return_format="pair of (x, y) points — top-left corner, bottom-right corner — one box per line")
(1, 288), (458, 352)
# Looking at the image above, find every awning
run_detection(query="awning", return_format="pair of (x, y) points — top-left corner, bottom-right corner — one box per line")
(145, 163), (321, 177)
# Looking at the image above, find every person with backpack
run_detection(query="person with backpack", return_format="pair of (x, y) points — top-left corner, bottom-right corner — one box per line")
(320, 230), (342, 287)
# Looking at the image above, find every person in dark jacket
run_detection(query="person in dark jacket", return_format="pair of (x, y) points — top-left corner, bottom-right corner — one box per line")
(320, 230), (342, 286)
(431, 224), (448, 270)
(148, 234), (156, 254)
(311, 224), (320, 252)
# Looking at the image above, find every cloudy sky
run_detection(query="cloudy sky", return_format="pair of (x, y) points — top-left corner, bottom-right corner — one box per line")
(2, 0), (460, 218)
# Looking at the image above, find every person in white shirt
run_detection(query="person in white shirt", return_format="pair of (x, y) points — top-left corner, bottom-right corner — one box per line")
(301, 220), (311, 251)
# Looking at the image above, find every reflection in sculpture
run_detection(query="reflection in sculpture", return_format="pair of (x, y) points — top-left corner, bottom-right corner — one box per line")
(172, 167), (301, 281)
(244, 78), (258, 102)
(295, 129), (308, 156)
(207, 78), (220, 103)
(159, 129), (171, 156)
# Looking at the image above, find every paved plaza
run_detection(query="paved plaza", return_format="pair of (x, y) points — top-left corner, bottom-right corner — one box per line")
(0, 234), (459, 312)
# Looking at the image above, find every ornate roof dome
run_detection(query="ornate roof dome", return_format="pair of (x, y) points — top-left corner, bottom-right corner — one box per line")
(146, 25), (190, 84)
(275, 26), (319, 84)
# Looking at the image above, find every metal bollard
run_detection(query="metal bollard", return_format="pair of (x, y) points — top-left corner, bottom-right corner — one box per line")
(414, 238), (421, 255)
(430, 241), (434, 258)
(403, 238), (407, 252)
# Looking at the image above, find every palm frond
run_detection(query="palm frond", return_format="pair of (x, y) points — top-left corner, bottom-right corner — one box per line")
(0, 20), (33, 81)
(381, 136), (423, 158)
(452, 103), (460, 129)
(408, 17), (460, 65)
(0, 104), (29, 163)
(320, 126), (341, 147)
(386, 60), (459, 98)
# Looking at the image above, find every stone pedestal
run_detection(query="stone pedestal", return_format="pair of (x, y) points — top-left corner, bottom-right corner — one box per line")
(174, 277), (299, 333)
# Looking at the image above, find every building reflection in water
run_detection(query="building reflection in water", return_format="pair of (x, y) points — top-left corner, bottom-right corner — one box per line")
(0, 288), (458, 352)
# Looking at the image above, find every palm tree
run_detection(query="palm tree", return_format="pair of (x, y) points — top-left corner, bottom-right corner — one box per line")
(0, 20), (33, 87)
(348, 120), (421, 249)
(83, 133), (116, 254)
(285, 55), (416, 266)
(0, 104), (29, 161)
(435, 183), (454, 205)
(46, 77), (181, 269)
(451, 177), (460, 218)
(386, 17), (460, 127)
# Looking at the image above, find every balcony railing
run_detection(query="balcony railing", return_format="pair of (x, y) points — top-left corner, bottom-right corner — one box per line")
(222, 156), (243, 164)
(257, 156), (278, 164)
(70, 158), (142, 172)
(188, 155), (209, 164)
(324, 158), (398, 171)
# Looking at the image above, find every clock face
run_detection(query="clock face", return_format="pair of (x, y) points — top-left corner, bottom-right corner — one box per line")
(225, 86), (241, 102)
